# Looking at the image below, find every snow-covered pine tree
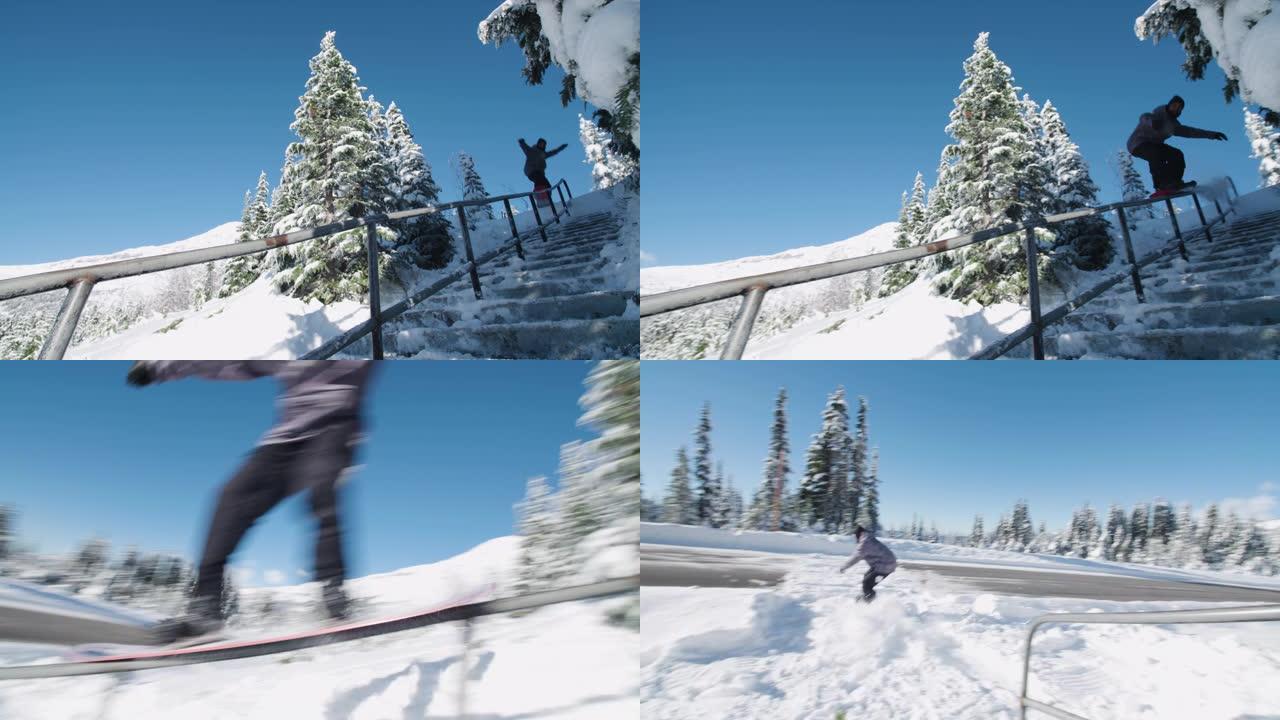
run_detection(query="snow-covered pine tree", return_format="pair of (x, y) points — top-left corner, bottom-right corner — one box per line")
(577, 359), (639, 532)
(271, 32), (381, 303)
(1200, 503), (1221, 567)
(454, 152), (495, 231)
(579, 114), (637, 190)
(1171, 504), (1200, 568)
(1150, 500), (1175, 561)
(848, 397), (870, 533)
(1105, 504), (1128, 561)
(516, 475), (558, 593)
(1244, 107), (1280, 187)
(799, 431), (831, 530)
(932, 33), (1048, 305)
(880, 173), (928, 296)
(479, 0), (640, 156)
(555, 440), (599, 548)
(1018, 93), (1055, 221)
(923, 154), (960, 273)
(358, 95), (398, 216)
(970, 515), (985, 548)
(640, 497), (660, 522)
(663, 446), (694, 525)
(726, 483), (744, 528)
(384, 101), (455, 270)
(855, 449), (881, 534)
(710, 463), (733, 529)
(763, 389), (791, 531)
(0, 504), (11, 560)
(1039, 100), (1114, 270)
(1128, 503), (1150, 562)
(815, 388), (852, 531)
(1010, 500), (1033, 551)
(220, 172), (272, 298)
(1208, 507), (1239, 569)
(693, 403), (717, 525)
(221, 574), (240, 622)
(1115, 151), (1154, 224)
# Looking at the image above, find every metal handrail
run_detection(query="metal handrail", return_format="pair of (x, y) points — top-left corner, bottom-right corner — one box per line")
(0, 179), (575, 360)
(640, 178), (1243, 360)
(1020, 603), (1280, 719)
(0, 574), (638, 680)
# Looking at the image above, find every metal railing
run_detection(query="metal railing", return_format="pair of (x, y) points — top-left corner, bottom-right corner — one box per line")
(0, 574), (637, 680)
(640, 178), (1242, 360)
(0, 179), (575, 360)
(1020, 603), (1280, 719)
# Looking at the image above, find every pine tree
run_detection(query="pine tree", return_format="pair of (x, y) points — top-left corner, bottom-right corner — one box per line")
(1200, 503), (1221, 567)
(1105, 504), (1128, 561)
(932, 33), (1047, 305)
(693, 403), (717, 525)
(221, 574), (240, 621)
(848, 397), (870, 533)
(970, 515), (985, 548)
(454, 152), (495, 231)
(0, 504), (11, 560)
(1171, 504), (1200, 568)
(271, 32), (381, 303)
(856, 449), (881, 534)
(555, 440), (599, 546)
(881, 173), (927, 296)
(1115, 151), (1154, 224)
(763, 389), (791, 531)
(576, 359), (639, 531)
(814, 388), (852, 531)
(799, 431), (831, 530)
(385, 101), (455, 270)
(710, 463), (733, 529)
(1150, 500), (1175, 561)
(578, 114), (637, 190)
(220, 172), (272, 298)
(1128, 503), (1150, 562)
(662, 447), (694, 524)
(1010, 500), (1033, 551)
(1244, 107), (1280, 188)
(516, 476), (557, 593)
(1039, 100), (1114, 270)
(726, 483), (744, 529)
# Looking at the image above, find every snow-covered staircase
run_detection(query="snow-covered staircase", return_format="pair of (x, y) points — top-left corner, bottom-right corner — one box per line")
(1047, 201), (1280, 359)
(380, 211), (638, 358)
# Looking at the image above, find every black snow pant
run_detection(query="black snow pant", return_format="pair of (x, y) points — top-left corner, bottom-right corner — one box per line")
(192, 420), (359, 601)
(862, 568), (892, 601)
(525, 168), (551, 189)
(1131, 142), (1186, 191)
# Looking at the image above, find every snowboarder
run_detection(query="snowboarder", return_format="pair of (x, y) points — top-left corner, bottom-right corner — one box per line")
(1127, 95), (1228, 197)
(838, 526), (897, 603)
(519, 137), (568, 207)
(127, 361), (377, 643)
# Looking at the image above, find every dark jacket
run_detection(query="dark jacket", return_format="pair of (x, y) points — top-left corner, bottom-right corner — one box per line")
(841, 533), (898, 575)
(519, 139), (568, 176)
(1127, 104), (1218, 153)
(144, 361), (376, 444)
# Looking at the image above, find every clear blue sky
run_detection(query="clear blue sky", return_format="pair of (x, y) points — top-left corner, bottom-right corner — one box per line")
(641, 362), (1279, 535)
(0, 0), (594, 265)
(644, 1), (1263, 267)
(1, 361), (595, 586)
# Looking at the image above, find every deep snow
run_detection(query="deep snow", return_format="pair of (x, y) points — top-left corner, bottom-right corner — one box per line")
(642, 524), (1280, 719)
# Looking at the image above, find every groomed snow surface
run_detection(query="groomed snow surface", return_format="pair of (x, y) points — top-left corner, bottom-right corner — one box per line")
(0, 536), (638, 719)
(641, 524), (1280, 719)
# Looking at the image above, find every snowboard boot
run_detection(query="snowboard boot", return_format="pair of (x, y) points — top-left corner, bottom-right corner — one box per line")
(323, 581), (351, 622)
(151, 594), (224, 645)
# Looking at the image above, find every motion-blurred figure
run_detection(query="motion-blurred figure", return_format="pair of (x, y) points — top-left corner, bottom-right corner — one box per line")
(127, 361), (376, 642)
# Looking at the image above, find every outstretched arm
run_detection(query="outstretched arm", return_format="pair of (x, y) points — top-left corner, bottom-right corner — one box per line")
(132, 361), (276, 386)
(518, 138), (531, 154)
(544, 143), (569, 158)
(1174, 123), (1227, 141)
(839, 549), (863, 573)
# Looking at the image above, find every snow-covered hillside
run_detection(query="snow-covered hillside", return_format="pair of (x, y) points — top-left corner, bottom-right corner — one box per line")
(0, 536), (638, 719)
(1, 187), (634, 360)
(640, 223), (897, 359)
(642, 523), (1280, 719)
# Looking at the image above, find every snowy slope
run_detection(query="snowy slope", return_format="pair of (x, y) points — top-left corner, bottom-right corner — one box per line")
(0, 536), (638, 719)
(642, 553), (1280, 719)
(640, 224), (898, 358)
(0, 187), (630, 360)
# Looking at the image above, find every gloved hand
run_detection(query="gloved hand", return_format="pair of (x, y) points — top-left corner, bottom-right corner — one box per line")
(838, 566), (846, 574)
(126, 362), (153, 387)
(1211, 131), (1228, 141)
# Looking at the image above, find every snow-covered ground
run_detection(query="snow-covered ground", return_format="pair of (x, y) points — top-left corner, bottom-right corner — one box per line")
(641, 181), (1250, 360)
(0, 186), (629, 360)
(0, 536), (638, 719)
(642, 524), (1280, 719)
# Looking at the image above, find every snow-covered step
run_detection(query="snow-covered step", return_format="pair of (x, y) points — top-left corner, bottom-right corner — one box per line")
(388, 317), (638, 359)
(1147, 253), (1275, 275)
(1053, 325), (1280, 360)
(1055, 296), (1280, 333)
(492, 251), (610, 274)
(400, 290), (634, 326)
(1138, 264), (1278, 287)
(1083, 280), (1280, 308)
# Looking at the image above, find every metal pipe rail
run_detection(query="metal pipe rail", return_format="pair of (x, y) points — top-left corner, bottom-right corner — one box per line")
(0, 574), (637, 680)
(1019, 603), (1280, 720)
(0, 179), (574, 360)
(640, 178), (1241, 360)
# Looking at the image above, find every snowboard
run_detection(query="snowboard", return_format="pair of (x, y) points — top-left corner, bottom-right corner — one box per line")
(1150, 180), (1197, 199)
(58, 589), (489, 669)
(532, 180), (553, 209)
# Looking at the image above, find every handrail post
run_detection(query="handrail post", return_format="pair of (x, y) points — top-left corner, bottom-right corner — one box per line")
(1023, 226), (1045, 360)
(561, 179), (573, 201)
(1115, 207), (1146, 302)
(547, 186), (561, 224)
(503, 198), (524, 260)
(1162, 196), (1187, 260)
(456, 207), (484, 299)
(458, 616), (474, 719)
(556, 184), (570, 216)
(364, 223), (385, 360)
(1212, 196), (1225, 222)
(38, 278), (96, 359)
(721, 285), (768, 360)
(1190, 193), (1213, 242)
(530, 197), (550, 244)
